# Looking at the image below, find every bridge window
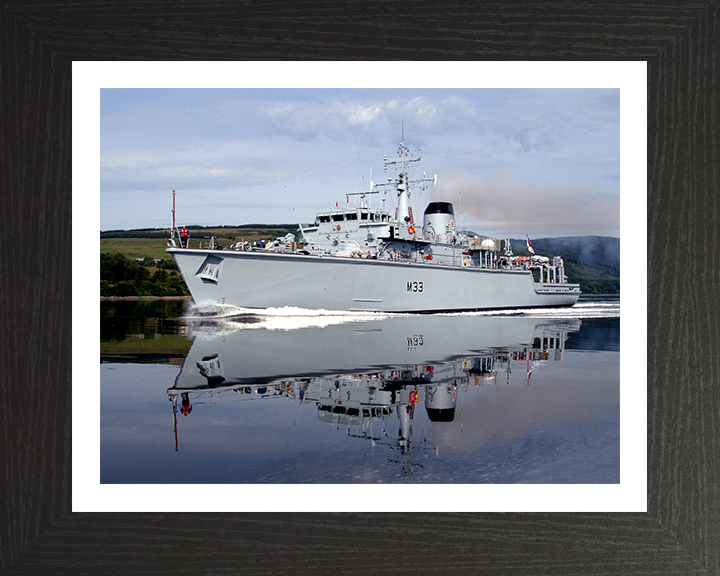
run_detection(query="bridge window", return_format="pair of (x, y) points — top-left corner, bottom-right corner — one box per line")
(332, 214), (344, 222)
(319, 215), (330, 223)
(346, 212), (358, 221)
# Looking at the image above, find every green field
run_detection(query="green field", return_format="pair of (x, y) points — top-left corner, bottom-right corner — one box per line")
(100, 225), (297, 260)
(100, 238), (175, 260)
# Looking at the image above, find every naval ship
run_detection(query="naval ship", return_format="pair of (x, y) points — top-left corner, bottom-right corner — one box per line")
(167, 137), (580, 313)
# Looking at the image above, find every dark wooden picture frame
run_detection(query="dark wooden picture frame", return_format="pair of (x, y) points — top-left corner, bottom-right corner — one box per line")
(2, 2), (717, 574)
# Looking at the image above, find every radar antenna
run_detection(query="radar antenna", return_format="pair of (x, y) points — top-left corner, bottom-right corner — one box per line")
(374, 129), (436, 223)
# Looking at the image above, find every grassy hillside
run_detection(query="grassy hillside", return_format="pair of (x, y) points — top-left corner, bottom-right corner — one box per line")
(100, 225), (298, 260)
(100, 237), (175, 260)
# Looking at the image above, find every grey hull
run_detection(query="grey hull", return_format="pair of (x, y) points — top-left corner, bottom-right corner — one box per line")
(169, 248), (580, 313)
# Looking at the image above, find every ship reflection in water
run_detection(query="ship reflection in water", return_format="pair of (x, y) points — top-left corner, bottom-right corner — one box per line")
(150, 312), (619, 483)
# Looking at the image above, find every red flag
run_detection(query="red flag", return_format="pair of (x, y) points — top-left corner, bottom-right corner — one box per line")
(526, 235), (535, 254)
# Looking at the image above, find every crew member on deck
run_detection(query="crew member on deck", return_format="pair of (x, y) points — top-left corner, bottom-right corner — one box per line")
(180, 392), (192, 416)
(180, 226), (189, 248)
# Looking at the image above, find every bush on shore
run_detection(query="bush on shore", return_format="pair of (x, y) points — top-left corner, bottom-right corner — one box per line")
(100, 253), (188, 297)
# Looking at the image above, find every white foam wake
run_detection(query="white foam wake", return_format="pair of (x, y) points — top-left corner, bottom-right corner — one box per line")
(184, 298), (619, 331)
(184, 301), (387, 331)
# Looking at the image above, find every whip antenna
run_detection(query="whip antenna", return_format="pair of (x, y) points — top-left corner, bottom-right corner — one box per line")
(285, 185), (306, 242)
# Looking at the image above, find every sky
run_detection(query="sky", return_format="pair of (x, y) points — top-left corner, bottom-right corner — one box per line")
(100, 88), (620, 238)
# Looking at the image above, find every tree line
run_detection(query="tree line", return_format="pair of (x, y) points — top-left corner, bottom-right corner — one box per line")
(100, 224), (296, 239)
(100, 253), (188, 297)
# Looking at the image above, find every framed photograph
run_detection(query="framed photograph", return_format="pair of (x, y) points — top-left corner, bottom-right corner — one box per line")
(85, 65), (639, 512)
(3, 3), (717, 574)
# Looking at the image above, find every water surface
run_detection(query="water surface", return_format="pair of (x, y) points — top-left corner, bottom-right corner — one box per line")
(101, 297), (620, 484)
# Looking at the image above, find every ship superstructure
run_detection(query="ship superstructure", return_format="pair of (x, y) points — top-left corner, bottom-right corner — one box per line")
(167, 136), (580, 312)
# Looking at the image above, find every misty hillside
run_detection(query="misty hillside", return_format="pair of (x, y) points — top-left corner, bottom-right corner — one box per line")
(509, 236), (620, 294)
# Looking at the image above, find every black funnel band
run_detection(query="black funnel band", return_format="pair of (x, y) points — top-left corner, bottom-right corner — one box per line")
(424, 202), (454, 215)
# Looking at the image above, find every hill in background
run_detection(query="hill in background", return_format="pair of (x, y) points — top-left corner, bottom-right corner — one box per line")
(508, 236), (620, 294)
(101, 224), (297, 241)
(100, 228), (620, 295)
(100, 225), (298, 260)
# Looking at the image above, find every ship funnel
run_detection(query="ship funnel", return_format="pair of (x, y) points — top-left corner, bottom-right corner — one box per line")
(423, 202), (455, 240)
(425, 383), (457, 422)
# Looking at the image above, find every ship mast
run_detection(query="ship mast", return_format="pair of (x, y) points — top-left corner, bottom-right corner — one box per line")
(377, 132), (436, 224)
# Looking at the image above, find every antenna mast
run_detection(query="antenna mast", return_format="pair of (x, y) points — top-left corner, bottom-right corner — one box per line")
(459, 190), (462, 233)
(285, 185), (307, 242)
(375, 126), (436, 223)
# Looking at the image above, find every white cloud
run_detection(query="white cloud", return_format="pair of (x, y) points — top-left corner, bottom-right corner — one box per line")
(101, 88), (620, 236)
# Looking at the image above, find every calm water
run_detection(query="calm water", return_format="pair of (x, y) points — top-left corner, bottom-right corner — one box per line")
(101, 297), (620, 484)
